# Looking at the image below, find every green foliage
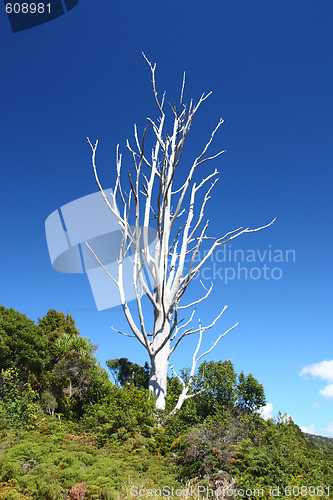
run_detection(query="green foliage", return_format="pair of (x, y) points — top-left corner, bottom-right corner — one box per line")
(84, 363), (114, 404)
(54, 349), (94, 398)
(0, 306), (112, 422)
(40, 312), (105, 419)
(174, 410), (333, 496)
(0, 480), (32, 499)
(236, 371), (266, 413)
(0, 307), (49, 377)
(165, 376), (183, 413)
(170, 360), (266, 424)
(0, 418), (178, 499)
(304, 433), (333, 462)
(38, 309), (79, 340)
(54, 333), (95, 360)
(40, 389), (58, 416)
(106, 358), (150, 389)
(1, 305), (333, 499)
(193, 360), (238, 417)
(229, 415), (333, 492)
(38, 309), (88, 374)
(174, 409), (253, 481)
(0, 368), (40, 428)
(81, 384), (156, 444)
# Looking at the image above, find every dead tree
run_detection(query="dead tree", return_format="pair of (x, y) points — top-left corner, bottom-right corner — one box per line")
(86, 55), (274, 411)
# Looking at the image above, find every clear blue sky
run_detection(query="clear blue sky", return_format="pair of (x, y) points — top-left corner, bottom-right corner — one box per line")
(0, 0), (332, 436)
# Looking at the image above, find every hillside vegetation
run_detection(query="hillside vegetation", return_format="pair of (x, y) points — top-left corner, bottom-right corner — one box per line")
(0, 306), (332, 499)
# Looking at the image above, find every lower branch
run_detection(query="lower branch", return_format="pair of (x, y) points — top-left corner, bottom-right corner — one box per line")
(168, 319), (238, 415)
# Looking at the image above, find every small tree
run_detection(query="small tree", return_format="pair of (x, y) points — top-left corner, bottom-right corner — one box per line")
(0, 306), (49, 377)
(87, 55), (274, 411)
(237, 371), (266, 413)
(106, 358), (149, 389)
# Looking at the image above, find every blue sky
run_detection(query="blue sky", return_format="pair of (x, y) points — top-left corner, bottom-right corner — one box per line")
(0, 0), (332, 436)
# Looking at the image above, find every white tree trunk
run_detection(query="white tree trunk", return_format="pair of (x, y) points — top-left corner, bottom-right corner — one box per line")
(149, 344), (169, 409)
(149, 314), (170, 409)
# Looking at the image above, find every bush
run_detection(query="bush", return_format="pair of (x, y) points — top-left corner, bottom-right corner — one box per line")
(81, 384), (156, 443)
(0, 418), (178, 499)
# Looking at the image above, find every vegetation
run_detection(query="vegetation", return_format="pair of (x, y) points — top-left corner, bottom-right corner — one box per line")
(0, 306), (332, 499)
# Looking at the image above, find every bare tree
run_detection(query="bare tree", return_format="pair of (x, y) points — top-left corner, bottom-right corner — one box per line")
(86, 55), (274, 411)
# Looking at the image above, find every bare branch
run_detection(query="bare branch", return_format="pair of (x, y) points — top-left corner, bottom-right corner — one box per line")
(169, 363), (186, 389)
(142, 52), (165, 115)
(87, 138), (124, 226)
(111, 326), (136, 338)
(187, 218), (276, 281)
(169, 305), (227, 356)
(195, 322), (238, 365)
(170, 308), (196, 341)
(85, 242), (118, 285)
(170, 117), (224, 226)
(169, 316), (236, 415)
(178, 281), (213, 310)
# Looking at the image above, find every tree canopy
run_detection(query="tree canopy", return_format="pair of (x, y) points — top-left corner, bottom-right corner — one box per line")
(0, 306), (49, 376)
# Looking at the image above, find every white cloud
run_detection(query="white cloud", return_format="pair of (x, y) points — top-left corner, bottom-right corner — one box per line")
(258, 403), (274, 420)
(312, 402), (321, 408)
(300, 424), (318, 435)
(300, 360), (333, 382)
(319, 384), (333, 399)
(324, 421), (333, 436)
(300, 360), (333, 400)
(302, 422), (333, 437)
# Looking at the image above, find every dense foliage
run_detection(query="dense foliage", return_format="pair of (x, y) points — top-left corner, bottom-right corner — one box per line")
(0, 306), (332, 499)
